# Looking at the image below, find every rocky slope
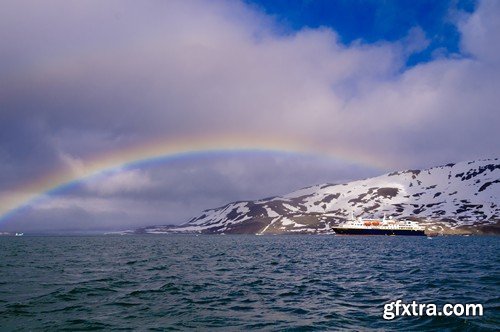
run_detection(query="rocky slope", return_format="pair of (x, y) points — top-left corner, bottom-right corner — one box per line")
(139, 158), (499, 235)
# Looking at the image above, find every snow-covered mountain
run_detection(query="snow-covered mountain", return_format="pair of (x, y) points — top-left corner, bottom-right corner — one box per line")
(140, 158), (499, 235)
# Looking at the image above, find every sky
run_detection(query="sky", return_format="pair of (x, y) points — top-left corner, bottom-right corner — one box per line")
(1, 0), (499, 232)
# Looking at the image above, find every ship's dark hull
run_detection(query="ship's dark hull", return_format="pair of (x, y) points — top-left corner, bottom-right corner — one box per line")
(332, 227), (425, 236)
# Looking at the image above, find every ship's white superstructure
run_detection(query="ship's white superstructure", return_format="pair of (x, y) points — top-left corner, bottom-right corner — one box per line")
(333, 214), (426, 235)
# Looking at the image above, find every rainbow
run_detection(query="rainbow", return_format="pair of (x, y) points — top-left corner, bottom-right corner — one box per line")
(0, 134), (389, 223)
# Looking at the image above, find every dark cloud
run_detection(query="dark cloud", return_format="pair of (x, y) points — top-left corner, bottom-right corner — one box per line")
(0, 152), (380, 231)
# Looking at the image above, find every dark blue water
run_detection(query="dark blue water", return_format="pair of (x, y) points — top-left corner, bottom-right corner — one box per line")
(0, 235), (498, 331)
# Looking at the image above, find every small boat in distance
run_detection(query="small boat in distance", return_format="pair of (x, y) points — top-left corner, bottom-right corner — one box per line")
(332, 214), (426, 236)
(15, 233), (24, 236)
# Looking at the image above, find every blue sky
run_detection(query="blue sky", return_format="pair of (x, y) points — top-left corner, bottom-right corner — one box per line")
(249, 0), (476, 65)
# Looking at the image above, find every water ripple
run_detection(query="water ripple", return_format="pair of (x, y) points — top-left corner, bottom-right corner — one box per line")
(0, 235), (498, 330)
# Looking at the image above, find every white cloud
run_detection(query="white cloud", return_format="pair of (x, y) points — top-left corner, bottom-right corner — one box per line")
(460, 0), (500, 64)
(85, 169), (154, 195)
(1, 0), (493, 169)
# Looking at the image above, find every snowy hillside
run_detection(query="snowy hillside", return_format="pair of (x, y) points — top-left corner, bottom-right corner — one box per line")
(140, 158), (499, 235)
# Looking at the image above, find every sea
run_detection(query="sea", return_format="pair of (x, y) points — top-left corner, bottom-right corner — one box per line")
(0, 235), (498, 331)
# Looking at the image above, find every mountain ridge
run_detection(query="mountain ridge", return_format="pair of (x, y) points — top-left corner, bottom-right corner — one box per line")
(137, 158), (499, 235)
